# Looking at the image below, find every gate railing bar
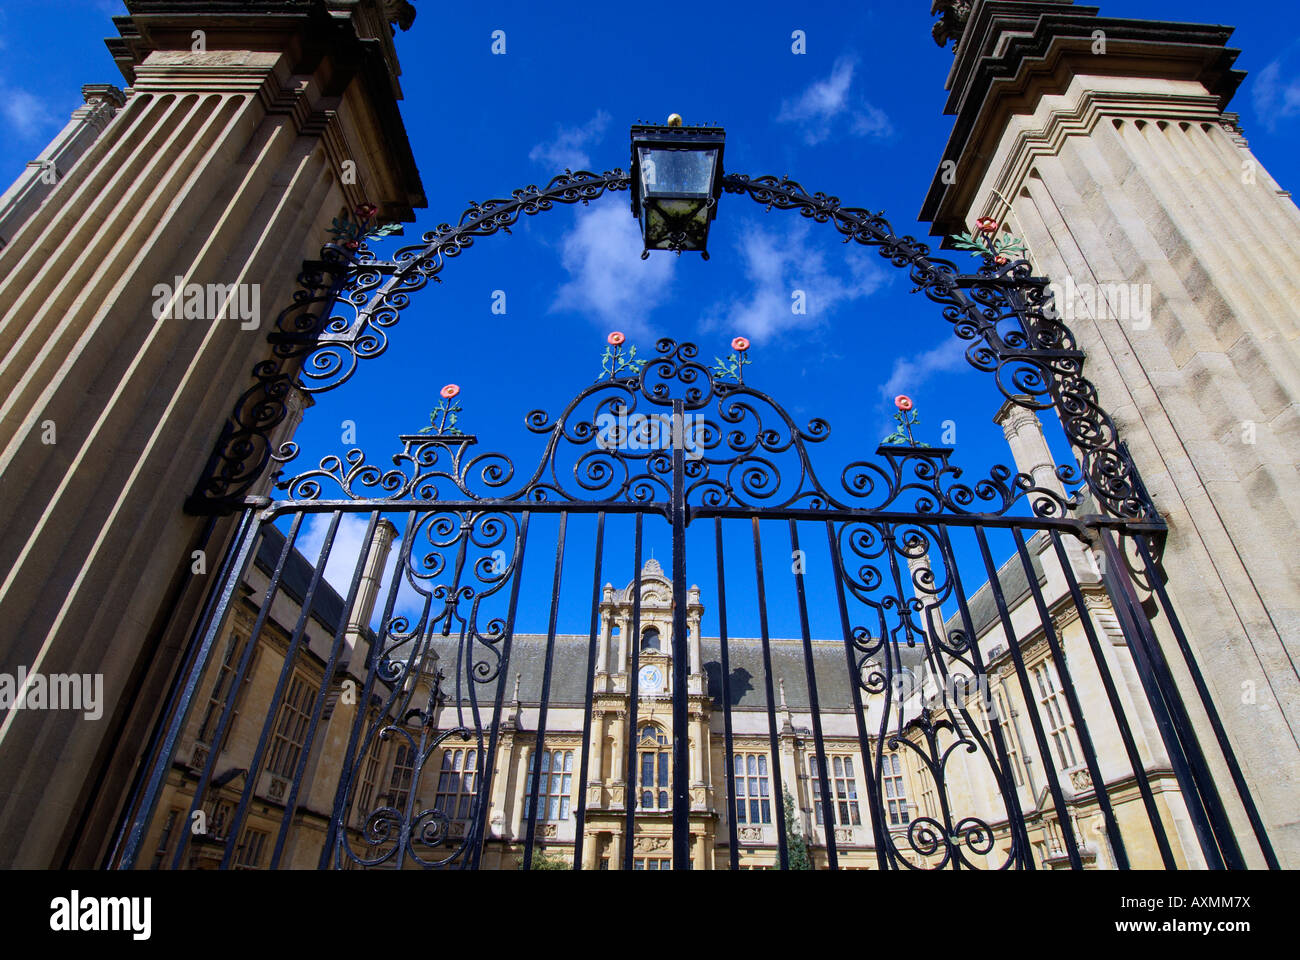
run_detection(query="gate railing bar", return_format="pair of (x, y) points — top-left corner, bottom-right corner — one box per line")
(1132, 536), (1279, 869)
(270, 510), (380, 869)
(914, 539), (1014, 869)
(254, 499), (1162, 539)
(690, 506), (1164, 536)
(1047, 530), (1173, 868)
(973, 526), (1083, 869)
(117, 507), (260, 869)
(220, 509), (344, 868)
(1010, 528), (1127, 869)
(573, 511), (607, 870)
(750, 517), (790, 870)
(878, 526), (940, 868)
(936, 525), (1034, 869)
(1097, 531), (1227, 868)
(826, 521), (891, 870)
(1100, 532), (1245, 869)
(323, 509), (419, 867)
(468, 511), (531, 870)
(621, 513), (644, 871)
(670, 404), (691, 870)
(522, 512), (569, 870)
(788, 520), (838, 868)
(171, 511), (305, 870)
(713, 518), (740, 870)
(258, 499), (669, 521)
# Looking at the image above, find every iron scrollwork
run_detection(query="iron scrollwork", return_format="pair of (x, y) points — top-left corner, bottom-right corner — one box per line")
(189, 165), (1160, 536)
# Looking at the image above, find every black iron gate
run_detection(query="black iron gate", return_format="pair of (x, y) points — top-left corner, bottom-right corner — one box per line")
(111, 170), (1277, 871)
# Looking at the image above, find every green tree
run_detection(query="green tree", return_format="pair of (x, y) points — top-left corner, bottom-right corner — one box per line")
(783, 793), (814, 870)
(517, 849), (571, 871)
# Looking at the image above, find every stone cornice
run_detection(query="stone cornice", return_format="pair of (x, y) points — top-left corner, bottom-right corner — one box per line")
(920, 0), (1245, 236)
(106, 0), (424, 218)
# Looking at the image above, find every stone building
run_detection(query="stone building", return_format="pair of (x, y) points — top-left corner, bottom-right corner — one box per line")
(0, 0), (1293, 869)
(138, 407), (1208, 870)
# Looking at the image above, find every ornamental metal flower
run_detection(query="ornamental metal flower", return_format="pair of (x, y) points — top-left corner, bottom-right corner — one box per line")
(713, 336), (753, 383)
(419, 385), (464, 435)
(327, 200), (403, 253)
(599, 333), (646, 380)
(882, 395), (929, 447)
(950, 222), (1028, 265)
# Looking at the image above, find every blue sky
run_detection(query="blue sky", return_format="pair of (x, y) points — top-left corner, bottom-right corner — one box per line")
(4, 1), (1299, 643)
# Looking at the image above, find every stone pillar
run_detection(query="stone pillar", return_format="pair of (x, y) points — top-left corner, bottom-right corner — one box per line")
(0, 84), (126, 251)
(509, 744), (531, 840)
(921, 0), (1299, 866)
(0, 0), (424, 867)
(993, 399), (1096, 579)
(301, 516), (397, 816)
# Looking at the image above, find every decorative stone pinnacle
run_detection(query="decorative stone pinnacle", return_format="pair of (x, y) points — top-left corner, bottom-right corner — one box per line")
(931, 0), (974, 52)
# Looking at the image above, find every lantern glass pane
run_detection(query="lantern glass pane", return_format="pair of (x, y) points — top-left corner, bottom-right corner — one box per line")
(639, 147), (717, 198)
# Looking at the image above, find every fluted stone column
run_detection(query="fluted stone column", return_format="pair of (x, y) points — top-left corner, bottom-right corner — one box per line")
(0, 84), (126, 251)
(0, 0), (424, 867)
(922, 0), (1299, 865)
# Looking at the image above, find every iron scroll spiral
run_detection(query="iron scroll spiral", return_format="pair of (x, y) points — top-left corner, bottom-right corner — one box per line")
(188, 167), (1159, 529)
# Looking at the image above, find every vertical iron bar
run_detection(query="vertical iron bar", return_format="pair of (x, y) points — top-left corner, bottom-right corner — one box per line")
(467, 512), (531, 870)
(714, 518), (740, 870)
(573, 511), (607, 870)
(171, 512), (305, 870)
(1132, 535), (1279, 870)
(622, 513), (644, 870)
(1098, 532), (1231, 869)
(221, 509), (343, 868)
(751, 517), (789, 870)
(270, 511), (380, 869)
(323, 510), (418, 868)
(826, 521), (890, 870)
(935, 526), (1033, 869)
(523, 512), (568, 869)
(973, 526), (1082, 869)
(670, 399), (690, 870)
(1010, 527), (1127, 869)
(788, 520), (837, 869)
(117, 507), (260, 869)
(1047, 530), (1171, 868)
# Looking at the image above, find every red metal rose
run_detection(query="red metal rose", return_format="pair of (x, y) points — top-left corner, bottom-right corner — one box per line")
(441, 384), (460, 399)
(607, 332), (626, 346)
(895, 395), (914, 412)
(731, 336), (751, 352)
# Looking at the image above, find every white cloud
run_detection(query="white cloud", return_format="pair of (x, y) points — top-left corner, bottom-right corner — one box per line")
(776, 57), (894, 145)
(296, 513), (413, 628)
(703, 218), (886, 342)
(878, 337), (968, 402)
(1253, 59), (1300, 132)
(0, 87), (58, 141)
(550, 202), (675, 336)
(529, 110), (612, 172)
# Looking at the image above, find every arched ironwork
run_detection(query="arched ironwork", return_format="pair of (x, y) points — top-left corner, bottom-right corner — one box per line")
(118, 159), (1277, 876)
(186, 168), (1152, 527)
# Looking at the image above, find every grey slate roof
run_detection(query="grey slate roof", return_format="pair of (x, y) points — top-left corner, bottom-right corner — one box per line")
(254, 524), (347, 636)
(424, 633), (927, 713)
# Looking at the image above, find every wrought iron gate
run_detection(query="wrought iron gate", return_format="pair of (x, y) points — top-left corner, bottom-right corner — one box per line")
(112, 170), (1277, 871)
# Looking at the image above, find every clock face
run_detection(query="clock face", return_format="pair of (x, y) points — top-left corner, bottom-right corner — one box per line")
(638, 665), (664, 695)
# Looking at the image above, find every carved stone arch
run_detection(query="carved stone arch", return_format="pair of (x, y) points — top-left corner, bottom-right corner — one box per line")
(188, 167), (1158, 530)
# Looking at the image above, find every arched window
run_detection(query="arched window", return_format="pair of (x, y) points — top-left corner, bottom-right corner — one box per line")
(638, 724), (669, 810)
(641, 628), (660, 652)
